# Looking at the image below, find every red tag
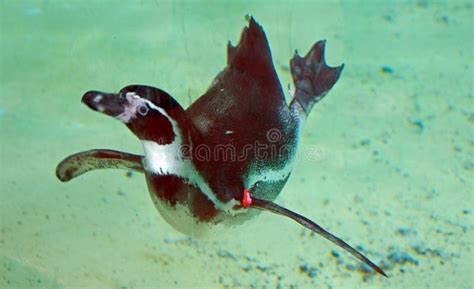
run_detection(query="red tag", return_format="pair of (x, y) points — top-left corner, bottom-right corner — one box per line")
(242, 189), (252, 208)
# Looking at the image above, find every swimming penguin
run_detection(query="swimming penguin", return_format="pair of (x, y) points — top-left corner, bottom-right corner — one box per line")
(56, 17), (386, 277)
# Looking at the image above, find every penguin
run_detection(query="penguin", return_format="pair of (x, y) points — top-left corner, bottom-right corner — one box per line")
(56, 17), (386, 277)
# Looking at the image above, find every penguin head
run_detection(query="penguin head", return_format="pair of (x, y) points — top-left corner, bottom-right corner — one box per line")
(82, 85), (186, 145)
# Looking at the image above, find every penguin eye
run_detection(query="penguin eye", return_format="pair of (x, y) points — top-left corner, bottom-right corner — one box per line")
(137, 104), (149, 116)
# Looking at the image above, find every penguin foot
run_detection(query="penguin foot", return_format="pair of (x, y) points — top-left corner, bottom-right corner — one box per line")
(251, 197), (387, 277)
(56, 149), (144, 182)
(289, 40), (344, 116)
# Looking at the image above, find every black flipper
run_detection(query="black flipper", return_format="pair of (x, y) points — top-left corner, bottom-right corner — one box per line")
(56, 149), (144, 182)
(290, 40), (344, 116)
(251, 197), (387, 277)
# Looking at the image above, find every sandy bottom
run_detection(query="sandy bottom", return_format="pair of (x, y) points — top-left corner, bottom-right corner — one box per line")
(1, 1), (472, 288)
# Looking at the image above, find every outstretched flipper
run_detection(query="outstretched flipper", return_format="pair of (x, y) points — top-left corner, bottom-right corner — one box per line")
(251, 197), (387, 277)
(290, 40), (344, 117)
(56, 149), (144, 182)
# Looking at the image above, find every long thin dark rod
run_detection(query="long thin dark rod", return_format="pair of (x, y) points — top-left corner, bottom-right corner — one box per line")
(251, 197), (387, 277)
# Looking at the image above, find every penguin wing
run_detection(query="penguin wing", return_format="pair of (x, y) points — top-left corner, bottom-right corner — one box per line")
(56, 149), (144, 182)
(251, 197), (388, 277)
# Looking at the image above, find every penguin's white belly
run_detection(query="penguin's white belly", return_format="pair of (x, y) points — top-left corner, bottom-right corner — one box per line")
(148, 190), (235, 239)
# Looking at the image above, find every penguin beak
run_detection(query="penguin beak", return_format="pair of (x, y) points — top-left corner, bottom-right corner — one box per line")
(82, 91), (127, 118)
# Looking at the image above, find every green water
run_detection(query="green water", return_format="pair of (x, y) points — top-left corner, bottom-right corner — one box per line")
(1, 1), (472, 288)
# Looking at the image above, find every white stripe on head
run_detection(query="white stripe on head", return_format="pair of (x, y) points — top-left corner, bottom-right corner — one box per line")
(115, 92), (149, 123)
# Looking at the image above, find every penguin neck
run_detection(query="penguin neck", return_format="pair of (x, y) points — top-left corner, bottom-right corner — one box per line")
(138, 105), (194, 176)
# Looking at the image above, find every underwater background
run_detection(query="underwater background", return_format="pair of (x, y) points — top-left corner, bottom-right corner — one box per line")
(1, 1), (472, 288)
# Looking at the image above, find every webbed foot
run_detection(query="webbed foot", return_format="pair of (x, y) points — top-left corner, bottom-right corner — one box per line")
(290, 40), (344, 117)
(56, 149), (144, 182)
